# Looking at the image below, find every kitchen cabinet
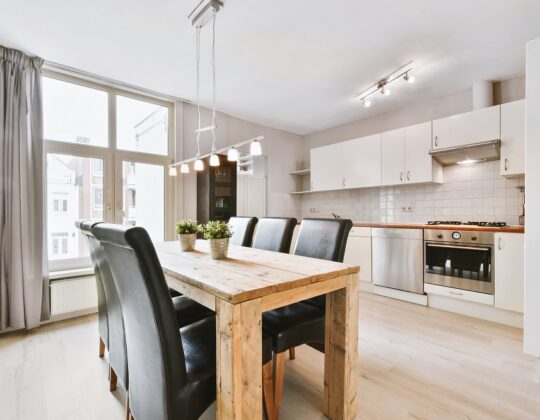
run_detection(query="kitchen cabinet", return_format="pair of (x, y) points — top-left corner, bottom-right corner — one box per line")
(310, 143), (342, 191)
(494, 233), (524, 313)
(381, 128), (405, 185)
(343, 227), (372, 283)
(500, 99), (525, 177)
(405, 122), (443, 183)
(381, 122), (442, 186)
(432, 105), (500, 150)
(342, 134), (381, 188)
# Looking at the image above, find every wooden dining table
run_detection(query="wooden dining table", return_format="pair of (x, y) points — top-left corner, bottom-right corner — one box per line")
(155, 240), (360, 420)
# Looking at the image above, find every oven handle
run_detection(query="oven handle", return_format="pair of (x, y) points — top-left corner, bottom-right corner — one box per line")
(425, 243), (491, 252)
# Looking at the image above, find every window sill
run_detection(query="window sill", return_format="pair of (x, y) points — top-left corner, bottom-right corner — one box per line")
(49, 267), (94, 281)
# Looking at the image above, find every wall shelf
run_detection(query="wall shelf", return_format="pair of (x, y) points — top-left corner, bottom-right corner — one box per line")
(289, 190), (316, 195)
(289, 168), (311, 176)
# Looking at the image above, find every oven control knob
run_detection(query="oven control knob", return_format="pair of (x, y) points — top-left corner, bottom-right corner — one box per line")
(437, 234), (443, 239)
(471, 235), (477, 241)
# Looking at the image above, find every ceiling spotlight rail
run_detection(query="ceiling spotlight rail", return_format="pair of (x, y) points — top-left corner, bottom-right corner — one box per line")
(170, 0), (264, 177)
(355, 61), (415, 107)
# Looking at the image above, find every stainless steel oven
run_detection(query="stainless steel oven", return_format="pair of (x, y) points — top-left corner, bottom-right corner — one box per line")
(424, 229), (494, 294)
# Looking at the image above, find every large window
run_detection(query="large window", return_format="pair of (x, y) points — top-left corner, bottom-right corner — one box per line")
(44, 74), (173, 272)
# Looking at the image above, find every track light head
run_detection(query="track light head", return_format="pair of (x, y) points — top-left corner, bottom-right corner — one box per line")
(404, 72), (415, 83)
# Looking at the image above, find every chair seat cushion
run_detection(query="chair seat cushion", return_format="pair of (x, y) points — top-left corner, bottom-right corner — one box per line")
(172, 296), (214, 328)
(180, 316), (217, 420)
(263, 302), (325, 354)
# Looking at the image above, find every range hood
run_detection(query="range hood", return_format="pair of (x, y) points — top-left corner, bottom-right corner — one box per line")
(429, 140), (501, 166)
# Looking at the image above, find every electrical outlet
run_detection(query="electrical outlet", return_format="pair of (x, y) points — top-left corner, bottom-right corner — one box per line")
(309, 207), (320, 213)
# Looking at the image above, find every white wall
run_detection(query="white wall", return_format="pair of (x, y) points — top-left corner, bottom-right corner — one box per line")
(177, 103), (304, 220)
(524, 39), (540, 357)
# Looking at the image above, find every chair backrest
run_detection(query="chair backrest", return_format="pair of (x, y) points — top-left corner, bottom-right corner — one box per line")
(294, 218), (353, 308)
(252, 217), (297, 253)
(92, 223), (186, 420)
(76, 220), (108, 348)
(294, 218), (353, 262)
(76, 220), (128, 388)
(229, 216), (258, 246)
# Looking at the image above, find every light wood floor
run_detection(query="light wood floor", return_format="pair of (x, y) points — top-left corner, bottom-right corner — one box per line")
(1, 291), (540, 420)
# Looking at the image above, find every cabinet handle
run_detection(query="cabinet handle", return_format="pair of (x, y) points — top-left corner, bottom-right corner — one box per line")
(342, 178), (346, 187)
(407, 170), (410, 181)
(434, 136), (439, 147)
(504, 158), (509, 171)
(498, 237), (502, 250)
(449, 291), (463, 296)
(400, 171), (403, 181)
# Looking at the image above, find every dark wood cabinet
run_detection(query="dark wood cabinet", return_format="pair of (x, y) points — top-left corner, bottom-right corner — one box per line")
(197, 155), (237, 224)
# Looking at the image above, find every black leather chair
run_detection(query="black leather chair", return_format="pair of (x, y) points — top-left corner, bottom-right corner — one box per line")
(92, 223), (275, 420)
(262, 218), (353, 419)
(229, 216), (258, 247)
(252, 217), (297, 253)
(77, 221), (214, 394)
(92, 223), (217, 420)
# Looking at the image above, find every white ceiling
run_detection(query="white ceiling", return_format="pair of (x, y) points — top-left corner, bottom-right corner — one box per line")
(1, 0), (540, 135)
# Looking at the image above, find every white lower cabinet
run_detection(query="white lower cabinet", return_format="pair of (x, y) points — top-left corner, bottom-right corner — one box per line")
(494, 233), (524, 313)
(343, 227), (372, 283)
(424, 283), (494, 305)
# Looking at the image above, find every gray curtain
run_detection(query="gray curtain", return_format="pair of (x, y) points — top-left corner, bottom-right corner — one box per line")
(0, 46), (49, 331)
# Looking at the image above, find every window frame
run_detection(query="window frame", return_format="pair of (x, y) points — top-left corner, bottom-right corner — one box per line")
(43, 71), (176, 273)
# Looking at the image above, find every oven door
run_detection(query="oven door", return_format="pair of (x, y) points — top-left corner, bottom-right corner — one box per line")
(424, 242), (494, 294)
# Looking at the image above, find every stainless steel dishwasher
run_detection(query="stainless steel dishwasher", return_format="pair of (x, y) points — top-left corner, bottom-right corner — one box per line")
(372, 228), (424, 294)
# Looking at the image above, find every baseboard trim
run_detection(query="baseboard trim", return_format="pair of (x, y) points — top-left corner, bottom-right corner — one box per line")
(372, 285), (428, 306)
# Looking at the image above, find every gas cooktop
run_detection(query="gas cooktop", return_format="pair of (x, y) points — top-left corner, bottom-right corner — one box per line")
(427, 221), (507, 228)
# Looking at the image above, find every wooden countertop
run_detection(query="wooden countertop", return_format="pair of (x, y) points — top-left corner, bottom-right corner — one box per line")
(349, 222), (524, 233)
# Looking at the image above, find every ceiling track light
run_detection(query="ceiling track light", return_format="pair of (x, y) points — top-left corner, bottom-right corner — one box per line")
(355, 60), (415, 107)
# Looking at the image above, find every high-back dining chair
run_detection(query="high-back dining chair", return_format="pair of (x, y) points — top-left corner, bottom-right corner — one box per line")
(229, 216), (258, 246)
(252, 217), (297, 253)
(78, 220), (128, 392)
(92, 224), (217, 420)
(262, 218), (353, 419)
(77, 220), (214, 395)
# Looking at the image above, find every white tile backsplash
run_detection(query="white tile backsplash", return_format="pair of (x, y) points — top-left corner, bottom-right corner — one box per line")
(302, 161), (525, 225)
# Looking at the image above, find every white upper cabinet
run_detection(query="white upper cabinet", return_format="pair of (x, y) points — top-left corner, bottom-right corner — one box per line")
(381, 128), (405, 186)
(432, 105), (500, 150)
(310, 143), (342, 191)
(381, 122), (442, 186)
(405, 122), (443, 184)
(342, 134), (382, 188)
(494, 233), (524, 313)
(500, 99), (525, 177)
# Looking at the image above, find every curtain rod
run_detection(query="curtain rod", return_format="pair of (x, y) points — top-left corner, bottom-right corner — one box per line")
(43, 60), (190, 104)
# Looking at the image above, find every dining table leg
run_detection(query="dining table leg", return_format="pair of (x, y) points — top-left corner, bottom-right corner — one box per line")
(324, 273), (360, 420)
(215, 297), (263, 419)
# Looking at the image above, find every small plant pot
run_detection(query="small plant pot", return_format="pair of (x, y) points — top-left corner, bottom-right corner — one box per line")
(209, 238), (229, 260)
(178, 233), (197, 252)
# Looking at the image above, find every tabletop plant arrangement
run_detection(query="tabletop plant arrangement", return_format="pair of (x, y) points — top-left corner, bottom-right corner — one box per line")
(200, 220), (233, 260)
(175, 219), (200, 252)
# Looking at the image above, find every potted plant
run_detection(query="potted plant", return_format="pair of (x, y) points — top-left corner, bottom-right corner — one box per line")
(175, 219), (200, 251)
(200, 220), (233, 260)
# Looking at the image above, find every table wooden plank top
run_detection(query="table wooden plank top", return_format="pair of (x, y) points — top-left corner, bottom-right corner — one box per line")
(155, 240), (359, 304)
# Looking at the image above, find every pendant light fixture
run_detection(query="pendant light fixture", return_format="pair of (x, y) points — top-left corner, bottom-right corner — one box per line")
(168, 0), (264, 176)
(227, 147), (238, 161)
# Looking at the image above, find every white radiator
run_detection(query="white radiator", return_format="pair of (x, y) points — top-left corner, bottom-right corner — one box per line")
(50, 276), (98, 316)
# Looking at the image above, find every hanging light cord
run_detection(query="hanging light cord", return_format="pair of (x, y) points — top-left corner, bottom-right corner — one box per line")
(196, 25), (202, 157)
(210, 9), (217, 153)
